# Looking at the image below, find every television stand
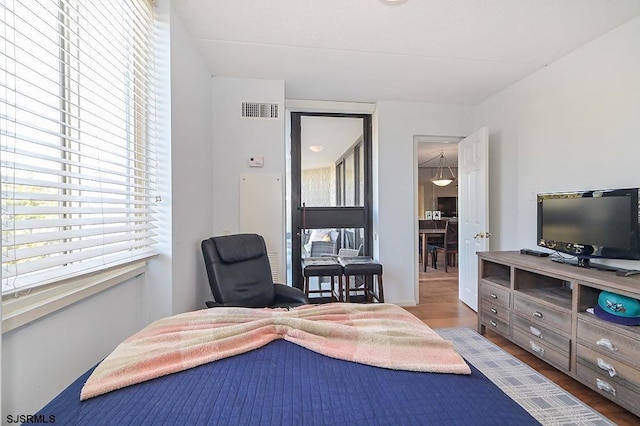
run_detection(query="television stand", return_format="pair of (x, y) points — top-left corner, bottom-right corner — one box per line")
(478, 251), (640, 417)
(550, 256), (618, 272)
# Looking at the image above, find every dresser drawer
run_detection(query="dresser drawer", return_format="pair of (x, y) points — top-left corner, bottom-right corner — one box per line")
(480, 282), (510, 308)
(512, 314), (570, 354)
(480, 311), (510, 338)
(513, 294), (571, 334)
(577, 316), (640, 369)
(481, 299), (509, 322)
(576, 360), (640, 417)
(512, 328), (570, 372)
(576, 343), (640, 391)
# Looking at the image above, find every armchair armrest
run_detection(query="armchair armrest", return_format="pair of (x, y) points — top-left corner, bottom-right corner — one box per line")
(274, 284), (309, 306)
(206, 285), (308, 309)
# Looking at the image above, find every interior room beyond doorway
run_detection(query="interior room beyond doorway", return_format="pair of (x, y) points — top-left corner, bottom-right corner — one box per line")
(415, 136), (462, 288)
(416, 137), (461, 221)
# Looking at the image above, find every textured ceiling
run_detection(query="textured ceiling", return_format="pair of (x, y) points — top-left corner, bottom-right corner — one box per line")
(172, 0), (640, 104)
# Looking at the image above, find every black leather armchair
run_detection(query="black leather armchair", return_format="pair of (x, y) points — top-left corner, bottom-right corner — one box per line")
(201, 233), (309, 308)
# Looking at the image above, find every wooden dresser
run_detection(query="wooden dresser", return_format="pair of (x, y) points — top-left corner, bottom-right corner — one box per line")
(477, 251), (640, 417)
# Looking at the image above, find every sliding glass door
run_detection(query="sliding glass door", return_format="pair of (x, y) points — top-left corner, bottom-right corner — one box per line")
(288, 113), (372, 290)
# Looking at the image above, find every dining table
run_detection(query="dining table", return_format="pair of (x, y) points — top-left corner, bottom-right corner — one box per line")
(419, 228), (447, 272)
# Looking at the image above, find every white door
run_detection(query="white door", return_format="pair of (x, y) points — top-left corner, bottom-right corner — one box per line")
(458, 127), (489, 311)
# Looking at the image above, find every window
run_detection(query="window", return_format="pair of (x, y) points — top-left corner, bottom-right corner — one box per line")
(335, 140), (363, 207)
(1, 0), (158, 295)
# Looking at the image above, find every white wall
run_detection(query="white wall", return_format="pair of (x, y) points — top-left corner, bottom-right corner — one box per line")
(210, 78), (285, 236)
(475, 16), (640, 271)
(1, 276), (148, 417)
(374, 102), (474, 304)
(170, 8), (214, 313)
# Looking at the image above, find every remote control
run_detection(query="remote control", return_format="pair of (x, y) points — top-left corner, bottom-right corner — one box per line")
(615, 269), (640, 277)
(520, 248), (550, 257)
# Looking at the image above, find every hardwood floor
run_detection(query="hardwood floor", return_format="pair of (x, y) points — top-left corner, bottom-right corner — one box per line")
(403, 261), (639, 425)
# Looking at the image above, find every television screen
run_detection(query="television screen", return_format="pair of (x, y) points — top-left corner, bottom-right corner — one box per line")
(437, 197), (457, 217)
(537, 188), (640, 261)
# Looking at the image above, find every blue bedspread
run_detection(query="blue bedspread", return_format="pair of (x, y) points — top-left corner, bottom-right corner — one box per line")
(37, 340), (539, 425)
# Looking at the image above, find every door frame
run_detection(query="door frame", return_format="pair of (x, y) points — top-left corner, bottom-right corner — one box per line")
(413, 135), (462, 303)
(290, 112), (373, 290)
(413, 129), (489, 309)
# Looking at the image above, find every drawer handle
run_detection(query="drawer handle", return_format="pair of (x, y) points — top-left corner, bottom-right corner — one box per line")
(596, 378), (616, 396)
(529, 326), (542, 338)
(491, 308), (498, 314)
(530, 341), (544, 356)
(596, 338), (617, 352)
(597, 358), (617, 378)
(490, 293), (498, 299)
(533, 311), (544, 319)
(490, 320), (498, 328)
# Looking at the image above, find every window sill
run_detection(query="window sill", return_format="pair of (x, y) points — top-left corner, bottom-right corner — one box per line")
(2, 261), (147, 333)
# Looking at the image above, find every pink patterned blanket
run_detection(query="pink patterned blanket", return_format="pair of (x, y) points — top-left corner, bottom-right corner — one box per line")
(80, 303), (470, 400)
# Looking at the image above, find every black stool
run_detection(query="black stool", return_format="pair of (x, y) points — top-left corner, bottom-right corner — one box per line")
(339, 256), (384, 303)
(301, 257), (343, 302)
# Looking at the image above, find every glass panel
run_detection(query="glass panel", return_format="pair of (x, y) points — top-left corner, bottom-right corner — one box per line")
(344, 151), (355, 206)
(338, 227), (364, 252)
(300, 116), (363, 208)
(301, 227), (364, 257)
(301, 165), (336, 207)
(358, 145), (364, 206)
(290, 113), (369, 290)
(336, 162), (344, 206)
(300, 226), (364, 301)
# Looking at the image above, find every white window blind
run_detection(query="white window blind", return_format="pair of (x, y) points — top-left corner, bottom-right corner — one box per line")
(1, 0), (158, 295)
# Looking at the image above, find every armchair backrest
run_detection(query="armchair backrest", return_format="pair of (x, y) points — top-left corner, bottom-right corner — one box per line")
(201, 234), (276, 307)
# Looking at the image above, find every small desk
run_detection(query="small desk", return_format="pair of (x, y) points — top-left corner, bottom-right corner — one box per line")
(419, 228), (446, 271)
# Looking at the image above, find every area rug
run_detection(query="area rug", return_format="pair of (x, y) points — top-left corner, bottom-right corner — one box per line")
(436, 327), (614, 426)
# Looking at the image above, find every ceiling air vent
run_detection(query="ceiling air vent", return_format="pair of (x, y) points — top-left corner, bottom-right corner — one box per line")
(242, 102), (279, 119)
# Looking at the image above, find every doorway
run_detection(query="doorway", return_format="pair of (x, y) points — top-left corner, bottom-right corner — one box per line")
(414, 128), (490, 310)
(288, 113), (373, 291)
(415, 136), (461, 299)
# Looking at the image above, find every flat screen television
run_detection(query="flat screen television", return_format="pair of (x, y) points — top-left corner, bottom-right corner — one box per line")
(437, 197), (457, 217)
(537, 188), (640, 268)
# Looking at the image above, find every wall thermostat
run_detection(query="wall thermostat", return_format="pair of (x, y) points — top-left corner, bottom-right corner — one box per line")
(248, 156), (264, 167)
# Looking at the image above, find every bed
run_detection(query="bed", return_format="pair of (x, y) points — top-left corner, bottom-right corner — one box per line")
(36, 303), (539, 425)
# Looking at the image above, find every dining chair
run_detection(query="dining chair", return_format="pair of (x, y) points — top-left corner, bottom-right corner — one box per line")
(432, 221), (458, 272)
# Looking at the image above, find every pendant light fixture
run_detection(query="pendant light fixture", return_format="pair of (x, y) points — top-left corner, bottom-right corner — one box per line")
(420, 151), (456, 187)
